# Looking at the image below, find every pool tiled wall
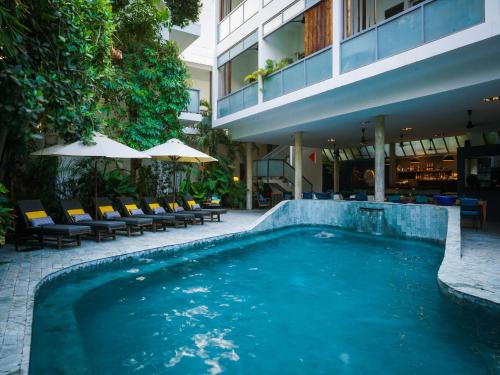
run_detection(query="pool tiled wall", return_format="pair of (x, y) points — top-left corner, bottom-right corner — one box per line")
(252, 200), (449, 244)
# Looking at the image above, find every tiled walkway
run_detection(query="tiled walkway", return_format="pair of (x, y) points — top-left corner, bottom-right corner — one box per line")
(446, 223), (500, 305)
(0, 210), (264, 375)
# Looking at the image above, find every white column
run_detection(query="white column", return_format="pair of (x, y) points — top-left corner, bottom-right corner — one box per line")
(246, 142), (253, 210)
(333, 153), (340, 193)
(294, 132), (303, 199)
(374, 116), (385, 202)
(389, 143), (396, 187)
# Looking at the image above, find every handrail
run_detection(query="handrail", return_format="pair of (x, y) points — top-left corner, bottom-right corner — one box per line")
(217, 81), (257, 102)
(219, 0), (245, 24)
(253, 159), (313, 192)
(265, 45), (332, 81)
(341, 0), (484, 44)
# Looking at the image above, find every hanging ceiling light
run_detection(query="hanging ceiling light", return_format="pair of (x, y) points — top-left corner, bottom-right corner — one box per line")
(360, 128), (367, 146)
(399, 134), (405, 149)
(443, 154), (455, 162)
(410, 157), (420, 164)
(428, 138), (434, 152)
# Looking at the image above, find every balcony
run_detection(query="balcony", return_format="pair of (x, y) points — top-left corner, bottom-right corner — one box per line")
(263, 46), (332, 101)
(340, 0), (485, 73)
(180, 89), (202, 125)
(217, 82), (258, 118)
(218, 0), (259, 41)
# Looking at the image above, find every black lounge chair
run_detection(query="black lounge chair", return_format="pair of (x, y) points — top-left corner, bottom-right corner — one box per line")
(94, 197), (152, 235)
(182, 194), (227, 222)
(142, 197), (200, 225)
(60, 199), (127, 241)
(118, 196), (187, 229)
(16, 200), (92, 250)
(160, 196), (205, 225)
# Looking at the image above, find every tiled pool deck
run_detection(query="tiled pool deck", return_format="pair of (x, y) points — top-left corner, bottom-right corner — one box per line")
(0, 203), (499, 374)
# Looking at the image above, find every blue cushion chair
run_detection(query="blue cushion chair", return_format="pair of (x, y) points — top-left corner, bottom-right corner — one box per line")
(387, 195), (401, 203)
(355, 192), (368, 201)
(460, 198), (482, 229)
(314, 192), (332, 200)
(302, 192), (314, 199)
(415, 195), (428, 204)
(257, 193), (271, 208)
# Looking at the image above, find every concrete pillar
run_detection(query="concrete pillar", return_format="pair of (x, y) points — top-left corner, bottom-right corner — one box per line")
(294, 132), (303, 199)
(374, 116), (385, 202)
(245, 142), (253, 210)
(389, 143), (396, 187)
(333, 153), (340, 193)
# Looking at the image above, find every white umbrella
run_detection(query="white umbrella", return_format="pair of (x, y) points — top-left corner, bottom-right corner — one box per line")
(144, 138), (217, 202)
(31, 132), (150, 216)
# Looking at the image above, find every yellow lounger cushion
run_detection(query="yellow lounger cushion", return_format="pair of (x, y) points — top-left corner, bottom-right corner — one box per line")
(211, 199), (221, 204)
(99, 205), (114, 214)
(186, 200), (196, 209)
(26, 210), (48, 220)
(168, 202), (179, 210)
(67, 208), (85, 216)
(125, 204), (138, 213)
(148, 203), (160, 209)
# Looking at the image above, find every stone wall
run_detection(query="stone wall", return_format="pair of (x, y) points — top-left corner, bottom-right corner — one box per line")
(251, 200), (449, 244)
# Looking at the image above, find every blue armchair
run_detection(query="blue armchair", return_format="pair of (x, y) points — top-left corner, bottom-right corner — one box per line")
(460, 198), (482, 229)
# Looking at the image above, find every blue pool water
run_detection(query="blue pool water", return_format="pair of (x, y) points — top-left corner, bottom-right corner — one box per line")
(30, 226), (500, 374)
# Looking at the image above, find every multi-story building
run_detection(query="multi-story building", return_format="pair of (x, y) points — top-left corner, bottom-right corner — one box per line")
(211, 0), (500, 212)
(166, 0), (216, 132)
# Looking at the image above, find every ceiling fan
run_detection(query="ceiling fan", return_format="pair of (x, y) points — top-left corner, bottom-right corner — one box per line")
(399, 133), (405, 149)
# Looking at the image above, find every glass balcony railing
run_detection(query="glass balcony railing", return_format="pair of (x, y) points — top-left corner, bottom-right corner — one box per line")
(217, 82), (258, 118)
(340, 0), (485, 73)
(218, 0), (259, 41)
(185, 89), (200, 113)
(263, 46), (332, 102)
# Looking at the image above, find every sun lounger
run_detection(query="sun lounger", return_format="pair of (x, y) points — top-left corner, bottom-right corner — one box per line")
(16, 200), (92, 249)
(118, 196), (187, 229)
(142, 197), (200, 225)
(182, 194), (227, 222)
(60, 199), (127, 241)
(94, 197), (153, 235)
(161, 196), (205, 225)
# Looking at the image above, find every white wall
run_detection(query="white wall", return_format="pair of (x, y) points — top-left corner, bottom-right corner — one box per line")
(181, 0), (215, 68)
(261, 22), (304, 64)
(188, 65), (211, 103)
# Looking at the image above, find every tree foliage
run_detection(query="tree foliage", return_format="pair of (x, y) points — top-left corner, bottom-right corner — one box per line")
(0, 0), (114, 141)
(102, 0), (191, 152)
(165, 0), (202, 28)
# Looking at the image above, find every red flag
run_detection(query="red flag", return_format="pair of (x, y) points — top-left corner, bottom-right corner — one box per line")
(309, 151), (316, 163)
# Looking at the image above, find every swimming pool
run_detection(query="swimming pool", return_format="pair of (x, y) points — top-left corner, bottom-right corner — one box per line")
(30, 226), (499, 374)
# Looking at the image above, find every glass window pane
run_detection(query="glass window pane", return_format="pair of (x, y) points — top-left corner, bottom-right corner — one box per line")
(283, 62), (305, 94)
(421, 139), (436, 154)
(351, 148), (361, 159)
(396, 143), (406, 157)
(444, 136), (458, 152)
(306, 47), (332, 86)
(432, 138), (447, 153)
(341, 29), (376, 73)
(456, 135), (467, 147)
(344, 148), (354, 160)
(378, 8), (422, 59)
(411, 141), (425, 155)
(424, 0), (484, 43)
